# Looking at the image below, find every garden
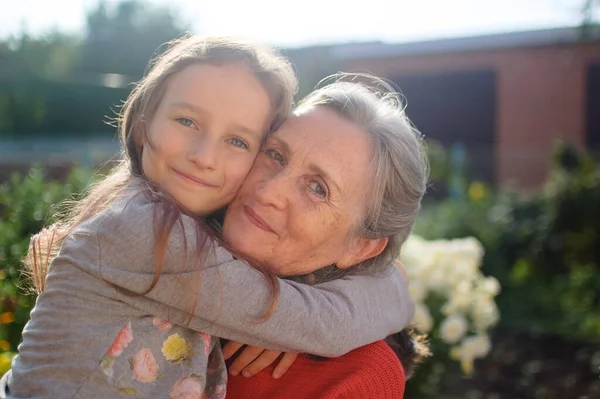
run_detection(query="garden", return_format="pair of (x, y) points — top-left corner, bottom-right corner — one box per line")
(1, 142), (599, 398)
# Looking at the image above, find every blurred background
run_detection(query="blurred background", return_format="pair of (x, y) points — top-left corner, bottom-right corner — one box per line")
(0, 0), (599, 397)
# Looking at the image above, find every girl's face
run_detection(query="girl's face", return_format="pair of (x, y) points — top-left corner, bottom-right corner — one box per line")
(141, 63), (272, 215)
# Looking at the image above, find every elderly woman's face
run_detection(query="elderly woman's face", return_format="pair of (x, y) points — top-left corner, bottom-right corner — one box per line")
(223, 107), (385, 276)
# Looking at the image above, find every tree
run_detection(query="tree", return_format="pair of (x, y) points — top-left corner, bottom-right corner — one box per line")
(0, 32), (79, 80)
(79, 0), (188, 76)
(582, 0), (600, 24)
(581, 0), (600, 40)
(0, 0), (188, 137)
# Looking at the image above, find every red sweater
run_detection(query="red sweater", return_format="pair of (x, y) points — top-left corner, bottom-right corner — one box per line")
(226, 340), (405, 399)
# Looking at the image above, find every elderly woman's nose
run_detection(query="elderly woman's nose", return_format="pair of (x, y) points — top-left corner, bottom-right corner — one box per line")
(254, 172), (288, 209)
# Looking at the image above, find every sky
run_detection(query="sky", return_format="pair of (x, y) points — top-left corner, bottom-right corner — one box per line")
(0, 0), (591, 47)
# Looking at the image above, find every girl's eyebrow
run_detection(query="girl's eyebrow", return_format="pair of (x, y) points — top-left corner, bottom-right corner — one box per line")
(231, 124), (262, 140)
(169, 101), (209, 116)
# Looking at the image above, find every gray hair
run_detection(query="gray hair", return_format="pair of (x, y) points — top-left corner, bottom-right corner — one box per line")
(295, 74), (429, 279)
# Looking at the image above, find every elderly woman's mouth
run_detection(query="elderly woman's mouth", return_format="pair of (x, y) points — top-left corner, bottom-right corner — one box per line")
(243, 205), (277, 234)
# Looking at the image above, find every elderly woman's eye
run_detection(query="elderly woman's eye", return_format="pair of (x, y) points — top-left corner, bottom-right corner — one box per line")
(265, 148), (285, 165)
(309, 181), (328, 199)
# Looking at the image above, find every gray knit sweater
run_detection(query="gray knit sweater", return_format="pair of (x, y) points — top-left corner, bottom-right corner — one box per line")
(6, 188), (414, 398)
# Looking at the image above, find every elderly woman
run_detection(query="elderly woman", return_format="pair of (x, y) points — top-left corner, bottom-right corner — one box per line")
(223, 79), (430, 398)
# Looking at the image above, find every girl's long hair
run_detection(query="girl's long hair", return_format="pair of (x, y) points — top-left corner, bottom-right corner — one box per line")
(24, 35), (298, 319)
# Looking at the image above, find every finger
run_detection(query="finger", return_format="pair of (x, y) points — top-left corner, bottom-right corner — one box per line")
(222, 341), (244, 360)
(272, 352), (299, 379)
(229, 346), (264, 376)
(241, 350), (282, 377)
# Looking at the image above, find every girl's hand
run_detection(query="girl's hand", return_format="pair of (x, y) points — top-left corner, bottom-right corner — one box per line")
(223, 340), (299, 379)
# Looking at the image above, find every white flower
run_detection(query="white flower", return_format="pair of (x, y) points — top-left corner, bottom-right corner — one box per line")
(412, 303), (433, 333)
(450, 259), (478, 285)
(455, 280), (472, 294)
(408, 280), (427, 303)
(401, 237), (434, 281)
(440, 314), (469, 344)
(450, 345), (475, 375)
(457, 237), (484, 260)
(471, 298), (500, 332)
(442, 291), (472, 315)
(477, 276), (501, 297)
(397, 235), (499, 374)
(462, 334), (491, 358)
(426, 266), (448, 292)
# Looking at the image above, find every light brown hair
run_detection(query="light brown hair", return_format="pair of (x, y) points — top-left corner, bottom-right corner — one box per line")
(25, 35), (298, 310)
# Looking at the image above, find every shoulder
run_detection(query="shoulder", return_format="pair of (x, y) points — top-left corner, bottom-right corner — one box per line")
(91, 185), (194, 248)
(94, 187), (156, 236)
(347, 340), (404, 373)
(89, 183), (235, 269)
(335, 341), (406, 399)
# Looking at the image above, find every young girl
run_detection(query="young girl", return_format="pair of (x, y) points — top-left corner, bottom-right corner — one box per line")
(3, 36), (414, 398)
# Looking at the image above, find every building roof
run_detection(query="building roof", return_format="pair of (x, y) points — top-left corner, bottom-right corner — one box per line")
(328, 26), (597, 61)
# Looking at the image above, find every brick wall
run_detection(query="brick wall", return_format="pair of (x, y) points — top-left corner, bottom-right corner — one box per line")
(341, 42), (600, 187)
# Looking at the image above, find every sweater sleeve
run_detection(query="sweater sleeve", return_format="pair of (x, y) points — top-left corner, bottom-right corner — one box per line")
(87, 194), (415, 357)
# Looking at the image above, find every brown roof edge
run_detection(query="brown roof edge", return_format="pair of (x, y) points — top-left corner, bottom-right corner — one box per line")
(327, 26), (599, 61)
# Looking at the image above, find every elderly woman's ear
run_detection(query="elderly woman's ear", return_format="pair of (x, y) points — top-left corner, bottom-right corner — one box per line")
(336, 237), (388, 269)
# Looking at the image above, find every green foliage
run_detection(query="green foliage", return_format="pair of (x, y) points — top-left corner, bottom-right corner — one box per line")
(0, 167), (93, 356)
(405, 142), (600, 397)
(0, 32), (80, 79)
(414, 142), (600, 341)
(582, 0), (600, 26)
(80, 0), (187, 76)
(0, 0), (186, 138)
(0, 79), (130, 137)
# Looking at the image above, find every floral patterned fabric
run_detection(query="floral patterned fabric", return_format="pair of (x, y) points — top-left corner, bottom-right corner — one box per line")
(76, 317), (226, 399)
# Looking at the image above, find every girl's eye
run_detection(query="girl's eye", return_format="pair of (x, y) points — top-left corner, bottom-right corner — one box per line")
(228, 137), (249, 149)
(309, 180), (328, 199)
(176, 117), (195, 128)
(264, 148), (285, 165)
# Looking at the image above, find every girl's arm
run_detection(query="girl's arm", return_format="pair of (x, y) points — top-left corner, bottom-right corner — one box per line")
(84, 195), (414, 357)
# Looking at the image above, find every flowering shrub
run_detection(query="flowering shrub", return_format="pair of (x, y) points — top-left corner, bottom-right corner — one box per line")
(399, 235), (500, 375)
(0, 166), (93, 375)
